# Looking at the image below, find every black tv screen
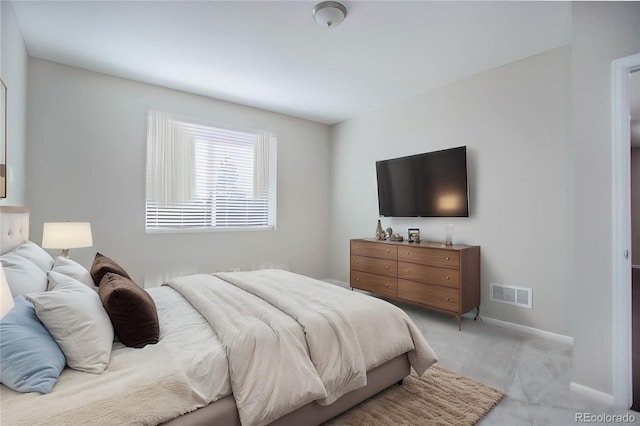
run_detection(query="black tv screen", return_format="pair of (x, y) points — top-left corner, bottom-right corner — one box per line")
(376, 146), (469, 217)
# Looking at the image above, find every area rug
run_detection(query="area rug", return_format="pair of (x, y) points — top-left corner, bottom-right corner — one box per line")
(324, 364), (504, 426)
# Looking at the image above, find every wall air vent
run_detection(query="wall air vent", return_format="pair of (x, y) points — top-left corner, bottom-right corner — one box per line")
(490, 283), (532, 309)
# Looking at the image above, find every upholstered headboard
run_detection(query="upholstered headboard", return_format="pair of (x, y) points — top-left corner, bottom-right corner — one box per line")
(0, 206), (30, 255)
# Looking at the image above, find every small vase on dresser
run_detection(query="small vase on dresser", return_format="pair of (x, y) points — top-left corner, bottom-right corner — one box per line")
(375, 220), (384, 240)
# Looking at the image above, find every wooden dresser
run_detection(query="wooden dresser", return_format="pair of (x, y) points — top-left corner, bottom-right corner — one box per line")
(350, 238), (480, 330)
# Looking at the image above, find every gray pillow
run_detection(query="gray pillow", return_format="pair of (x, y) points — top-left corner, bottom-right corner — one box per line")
(11, 241), (55, 272)
(28, 274), (114, 374)
(50, 256), (96, 290)
(0, 252), (48, 296)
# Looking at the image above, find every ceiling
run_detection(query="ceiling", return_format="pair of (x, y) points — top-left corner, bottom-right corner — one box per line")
(11, 1), (574, 125)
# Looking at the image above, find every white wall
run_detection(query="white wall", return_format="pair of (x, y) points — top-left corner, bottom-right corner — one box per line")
(572, 1), (640, 396)
(26, 59), (331, 285)
(329, 46), (571, 336)
(0, 1), (28, 206)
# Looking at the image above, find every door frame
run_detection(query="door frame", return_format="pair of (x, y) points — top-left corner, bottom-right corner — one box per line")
(612, 52), (640, 409)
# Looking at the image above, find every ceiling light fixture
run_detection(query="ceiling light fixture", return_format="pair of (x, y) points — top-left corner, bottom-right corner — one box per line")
(312, 1), (347, 28)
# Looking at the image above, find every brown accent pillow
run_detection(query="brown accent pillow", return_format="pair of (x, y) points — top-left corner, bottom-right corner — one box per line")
(98, 273), (159, 348)
(90, 252), (131, 286)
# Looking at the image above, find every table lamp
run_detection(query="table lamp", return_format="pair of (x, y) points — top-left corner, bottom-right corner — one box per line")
(0, 263), (14, 318)
(42, 222), (93, 258)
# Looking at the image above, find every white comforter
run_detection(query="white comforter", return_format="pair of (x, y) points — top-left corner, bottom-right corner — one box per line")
(166, 269), (437, 426)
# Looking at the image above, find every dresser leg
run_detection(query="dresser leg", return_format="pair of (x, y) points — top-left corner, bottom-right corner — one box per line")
(474, 306), (480, 321)
(457, 316), (461, 331)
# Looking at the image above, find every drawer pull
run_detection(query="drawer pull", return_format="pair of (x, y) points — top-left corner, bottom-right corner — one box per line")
(406, 252), (410, 255)
(446, 297), (450, 301)
(386, 249), (390, 253)
(385, 284), (389, 288)
(356, 245), (359, 249)
(356, 261), (360, 264)
(445, 257), (450, 261)
(356, 278), (360, 281)
(446, 276), (450, 280)
(385, 266), (389, 269)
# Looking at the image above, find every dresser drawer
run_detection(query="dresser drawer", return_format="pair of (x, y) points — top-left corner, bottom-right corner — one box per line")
(397, 261), (460, 288)
(351, 270), (397, 298)
(351, 241), (397, 260)
(398, 247), (460, 268)
(351, 255), (397, 277)
(398, 279), (459, 312)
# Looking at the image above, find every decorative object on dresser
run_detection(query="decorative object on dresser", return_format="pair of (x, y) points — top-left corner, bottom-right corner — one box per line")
(41, 222), (93, 258)
(389, 233), (403, 242)
(408, 228), (420, 243)
(444, 224), (454, 246)
(350, 238), (480, 330)
(375, 220), (384, 240)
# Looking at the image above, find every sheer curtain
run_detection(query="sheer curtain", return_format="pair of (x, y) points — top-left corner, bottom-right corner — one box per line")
(253, 131), (276, 198)
(146, 111), (195, 205)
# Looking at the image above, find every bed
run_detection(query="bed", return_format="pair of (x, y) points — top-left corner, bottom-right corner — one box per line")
(0, 206), (438, 426)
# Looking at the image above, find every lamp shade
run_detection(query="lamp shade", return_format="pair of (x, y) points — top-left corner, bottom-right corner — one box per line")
(42, 222), (93, 250)
(0, 263), (15, 318)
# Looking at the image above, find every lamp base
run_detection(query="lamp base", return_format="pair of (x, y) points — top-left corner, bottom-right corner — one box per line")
(60, 249), (69, 258)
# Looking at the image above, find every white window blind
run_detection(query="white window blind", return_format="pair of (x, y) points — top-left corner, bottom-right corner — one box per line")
(146, 111), (277, 232)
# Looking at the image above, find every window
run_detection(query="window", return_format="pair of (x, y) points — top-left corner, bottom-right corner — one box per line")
(145, 111), (276, 232)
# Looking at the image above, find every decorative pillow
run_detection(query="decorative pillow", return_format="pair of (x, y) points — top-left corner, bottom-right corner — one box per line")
(11, 241), (55, 272)
(90, 252), (131, 286)
(99, 273), (159, 348)
(27, 275), (114, 374)
(50, 256), (96, 290)
(0, 296), (66, 394)
(0, 252), (48, 296)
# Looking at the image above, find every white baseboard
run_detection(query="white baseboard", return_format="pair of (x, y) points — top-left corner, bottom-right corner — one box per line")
(480, 316), (574, 345)
(569, 382), (614, 406)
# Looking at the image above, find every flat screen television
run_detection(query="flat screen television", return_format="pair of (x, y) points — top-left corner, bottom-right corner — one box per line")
(376, 146), (469, 217)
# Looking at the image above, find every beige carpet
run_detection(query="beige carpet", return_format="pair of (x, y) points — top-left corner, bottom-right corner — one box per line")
(324, 365), (504, 426)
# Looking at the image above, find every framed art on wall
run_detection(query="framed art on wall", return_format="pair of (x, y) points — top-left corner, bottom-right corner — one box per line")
(0, 78), (6, 198)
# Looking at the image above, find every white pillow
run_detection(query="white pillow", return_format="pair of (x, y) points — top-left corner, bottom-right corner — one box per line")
(0, 252), (48, 296)
(28, 274), (114, 374)
(50, 256), (96, 290)
(11, 241), (55, 272)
